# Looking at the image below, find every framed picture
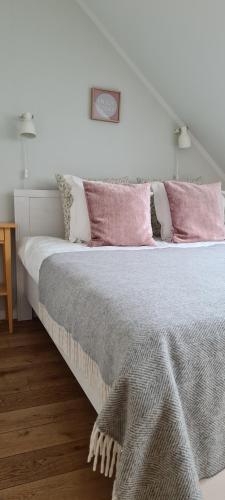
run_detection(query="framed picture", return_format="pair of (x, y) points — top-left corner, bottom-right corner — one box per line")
(91, 88), (121, 123)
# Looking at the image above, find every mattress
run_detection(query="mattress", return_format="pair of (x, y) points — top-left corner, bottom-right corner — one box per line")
(18, 235), (225, 284)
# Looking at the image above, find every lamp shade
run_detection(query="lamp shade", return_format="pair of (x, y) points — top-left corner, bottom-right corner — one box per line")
(178, 126), (191, 149)
(19, 112), (36, 138)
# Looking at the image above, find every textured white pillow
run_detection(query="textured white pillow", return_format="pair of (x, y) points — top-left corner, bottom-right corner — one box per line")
(62, 175), (129, 243)
(67, 175), (91, 242)
(151, 182), (173, 241)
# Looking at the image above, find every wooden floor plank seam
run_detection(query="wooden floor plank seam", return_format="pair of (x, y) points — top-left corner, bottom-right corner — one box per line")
(0, 467), (112, 500)
(0, 320), (112, 499)
(0, 398), (90, 435)
(0, 440), (90, 491)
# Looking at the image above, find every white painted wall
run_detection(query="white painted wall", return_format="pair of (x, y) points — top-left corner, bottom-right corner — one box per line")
(0, 0), (220, 226)
(83, 0), (225, 174)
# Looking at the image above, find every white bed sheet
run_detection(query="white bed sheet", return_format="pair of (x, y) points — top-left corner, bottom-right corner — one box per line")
(18, 236), (225, 284)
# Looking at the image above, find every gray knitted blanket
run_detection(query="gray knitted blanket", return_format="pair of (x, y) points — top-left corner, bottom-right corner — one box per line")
(39, 245), (225, 500)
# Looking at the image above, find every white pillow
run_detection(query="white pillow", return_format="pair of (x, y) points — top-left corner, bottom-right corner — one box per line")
(66, 175), (91, 243)
(151, 182), (173, 241)
(152, 182), (225, 242)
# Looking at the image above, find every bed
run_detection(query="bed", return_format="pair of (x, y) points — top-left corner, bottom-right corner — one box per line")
(14, 189), (225, 500)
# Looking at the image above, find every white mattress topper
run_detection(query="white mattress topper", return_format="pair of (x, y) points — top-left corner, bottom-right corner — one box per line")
(18, 236), (225, 284)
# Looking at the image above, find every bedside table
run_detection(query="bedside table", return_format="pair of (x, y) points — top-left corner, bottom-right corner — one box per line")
(0, 223), (16, 333)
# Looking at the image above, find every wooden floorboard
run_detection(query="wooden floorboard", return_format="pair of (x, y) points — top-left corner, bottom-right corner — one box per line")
(0, 319), (113, 499)
(0, 399), (92, 434)
(0, 331), (50, 349)
(0, 441), (89, 490)
(0, 343), (60, 370)
(0, 380), (82, 414)
(0, 360), (73, 394)
(0, 468), (112, 500)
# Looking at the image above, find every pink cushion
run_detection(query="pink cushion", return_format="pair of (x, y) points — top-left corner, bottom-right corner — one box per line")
(164, 181), (225, 243)
(83, 181), (155, 247)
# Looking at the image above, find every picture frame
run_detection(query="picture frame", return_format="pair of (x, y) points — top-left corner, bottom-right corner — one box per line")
(91, 87), (121, 123)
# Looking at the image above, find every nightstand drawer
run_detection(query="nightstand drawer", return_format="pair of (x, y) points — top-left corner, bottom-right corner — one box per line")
(0, 229), (4, 242)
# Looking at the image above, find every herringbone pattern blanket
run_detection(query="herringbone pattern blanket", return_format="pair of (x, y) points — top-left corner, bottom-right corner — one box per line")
(39, 245), (225, 499)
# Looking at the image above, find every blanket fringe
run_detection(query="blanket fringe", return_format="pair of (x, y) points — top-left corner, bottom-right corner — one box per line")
(88, 423), (122, 479)
(39, 303), (111, 405)
(39, 304), (121, 499)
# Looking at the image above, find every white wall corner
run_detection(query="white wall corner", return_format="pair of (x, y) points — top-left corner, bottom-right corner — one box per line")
(76, 0), (225, 183)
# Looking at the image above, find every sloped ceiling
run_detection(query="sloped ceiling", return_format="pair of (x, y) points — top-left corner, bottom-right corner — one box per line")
(80, 0), (225, 172)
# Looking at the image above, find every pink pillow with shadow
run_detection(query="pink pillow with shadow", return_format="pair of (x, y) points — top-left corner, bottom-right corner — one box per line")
(83, 181), (155, 247)
(164, 181), (225, 243)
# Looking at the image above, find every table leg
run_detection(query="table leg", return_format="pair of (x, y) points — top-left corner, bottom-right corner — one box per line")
(3, 229), (13, 333)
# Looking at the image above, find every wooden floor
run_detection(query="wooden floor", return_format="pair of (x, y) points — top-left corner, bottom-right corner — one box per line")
(0, 319), (113, 499)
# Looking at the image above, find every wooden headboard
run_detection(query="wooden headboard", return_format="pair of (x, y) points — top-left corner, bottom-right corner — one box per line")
(14, 189), (64, 320)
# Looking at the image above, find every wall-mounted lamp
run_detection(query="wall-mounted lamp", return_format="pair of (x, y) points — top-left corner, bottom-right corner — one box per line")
(174, 125), (191, 179)
(18, 112), (36, 184)
(19, 112), (36, 138)
(175, 125), (191, 149)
